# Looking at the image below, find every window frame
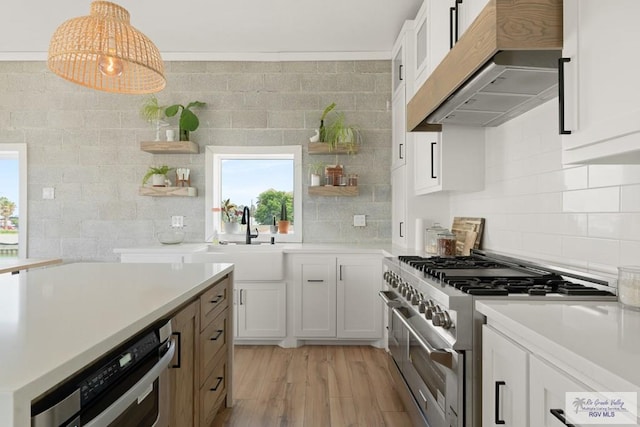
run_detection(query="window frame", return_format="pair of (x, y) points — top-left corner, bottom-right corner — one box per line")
(205, 145), (303, 243)
(0, 143), (27, 258)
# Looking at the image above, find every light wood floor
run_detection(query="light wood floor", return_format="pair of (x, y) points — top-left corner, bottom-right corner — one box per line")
(212, 345), (413, 427)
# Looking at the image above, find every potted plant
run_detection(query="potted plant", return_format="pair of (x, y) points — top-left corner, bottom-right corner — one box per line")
(142, 165), (173, 187)
(140, 95), (167, 141)
(308, 160), (324, 186)
(318, 102), (336, 142)
(220, 198), (241, 234)
(278, 201), (290, 234)
(165, 101), (206, 141)
(326, 112), (362, 154)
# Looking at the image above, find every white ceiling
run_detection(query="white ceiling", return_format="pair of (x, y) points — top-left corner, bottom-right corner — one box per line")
(0, 0), (422, 61)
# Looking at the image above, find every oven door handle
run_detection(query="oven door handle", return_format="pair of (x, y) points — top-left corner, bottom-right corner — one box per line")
(392, 307), (453, 369)
(84, 340), (176, 427)
(378, 290), (402, 308)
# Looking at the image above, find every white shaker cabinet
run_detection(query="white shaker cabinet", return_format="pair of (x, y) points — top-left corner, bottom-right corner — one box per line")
(292, 255), (337, 337)
(482, 326), (529, 427)
(414, 125), (484, 195)
(291, 254), (382, 340)
(235, 282), (286, 338)
(391, 166), (408, 247)
(336, 256), (383, 339)
(529, 355), (593, 427)
(562, 0), (640, 164)
(391, 88), (408, 171)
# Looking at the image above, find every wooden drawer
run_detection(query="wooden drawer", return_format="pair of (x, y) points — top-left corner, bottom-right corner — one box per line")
(200, 308), (228, 387)
(200, 347), (228, 427)
(200, 277), (229, 331)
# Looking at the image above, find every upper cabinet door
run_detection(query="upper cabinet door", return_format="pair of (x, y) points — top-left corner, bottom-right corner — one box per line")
(391, 89), (407, 170)
(413, 1), (429, 90)
(562, 0), (640, 164)
(392, 43), (405, 95)
(458, 0), (491, 38)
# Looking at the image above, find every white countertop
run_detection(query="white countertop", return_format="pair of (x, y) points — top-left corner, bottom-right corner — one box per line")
(114, 242), (396, 255)
(0, 261), (233, 427)
(477, 300), (640, 392)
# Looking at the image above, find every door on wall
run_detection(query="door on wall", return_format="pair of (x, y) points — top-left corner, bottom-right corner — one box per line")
(0, 144), (26, 259)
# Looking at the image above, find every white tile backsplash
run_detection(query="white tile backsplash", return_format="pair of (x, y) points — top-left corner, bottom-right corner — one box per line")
(450, 100), (640, 275)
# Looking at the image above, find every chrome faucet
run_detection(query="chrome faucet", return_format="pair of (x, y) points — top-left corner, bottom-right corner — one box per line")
(241, 206), (259, 244)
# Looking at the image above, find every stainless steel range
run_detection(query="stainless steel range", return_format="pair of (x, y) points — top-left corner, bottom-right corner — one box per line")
(380, 249), (617, 427)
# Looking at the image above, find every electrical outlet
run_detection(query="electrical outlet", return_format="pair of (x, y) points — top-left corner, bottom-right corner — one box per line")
(42, 187), (55, 199)
(353, 214), (366, 227)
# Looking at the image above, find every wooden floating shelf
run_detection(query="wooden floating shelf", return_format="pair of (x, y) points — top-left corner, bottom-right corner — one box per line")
(140, 141), (199, 154)
(308, 186), (358, 196)
(139, 186), (197, 197)
(308, 142), (359, 155)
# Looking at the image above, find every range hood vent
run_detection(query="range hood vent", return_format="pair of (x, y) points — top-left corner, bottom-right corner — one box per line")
(407, 0), (563, 132)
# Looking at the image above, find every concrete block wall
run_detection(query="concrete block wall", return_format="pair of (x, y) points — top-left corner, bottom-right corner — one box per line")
(0, 61), (392, 261)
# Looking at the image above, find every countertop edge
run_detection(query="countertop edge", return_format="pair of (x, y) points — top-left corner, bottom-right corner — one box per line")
(476, 300), (640, 393)
(0, 258), (63, 275)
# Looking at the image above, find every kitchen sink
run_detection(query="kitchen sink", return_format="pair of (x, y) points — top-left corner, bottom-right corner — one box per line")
(189, 244), (284, 281)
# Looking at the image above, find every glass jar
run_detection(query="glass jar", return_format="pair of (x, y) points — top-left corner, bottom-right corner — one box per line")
(618, 266), (640, 310)
(425, 223), (446, 254)
(436, 231), (457, 257)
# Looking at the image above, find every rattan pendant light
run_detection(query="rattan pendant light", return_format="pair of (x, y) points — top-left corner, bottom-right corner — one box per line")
(48, 1), (166, 94)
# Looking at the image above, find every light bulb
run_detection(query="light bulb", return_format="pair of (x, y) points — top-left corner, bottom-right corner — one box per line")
(98, 55), (123, 77)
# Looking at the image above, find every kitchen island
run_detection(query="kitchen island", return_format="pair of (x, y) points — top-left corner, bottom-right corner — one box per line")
(0, 261), (234, 427)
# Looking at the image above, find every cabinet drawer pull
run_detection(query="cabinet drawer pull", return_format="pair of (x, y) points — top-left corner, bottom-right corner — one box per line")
(550, 409), (575, 427)
(210, 376), (224, 392)
(495, 381), (505, 424)
(399, 143), (404, 160)
(558, 57), (572, 135)
(210, 294), (224, 304)
(210, 329), (224, 341)
(171, 331), (181, 369)
(399, 64), (403, 82)
(430, 142), (437, 179)
(307, 279), (325, 283)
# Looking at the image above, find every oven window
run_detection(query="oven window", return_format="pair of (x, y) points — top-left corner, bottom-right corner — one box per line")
(409, 337), (446, 403)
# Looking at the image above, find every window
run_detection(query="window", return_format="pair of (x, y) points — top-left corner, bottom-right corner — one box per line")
(205, 145), (302, 243)
(0, 144), (27, 258)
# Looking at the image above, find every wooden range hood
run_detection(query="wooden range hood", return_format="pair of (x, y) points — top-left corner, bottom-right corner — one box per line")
(407, 0), (563, 132)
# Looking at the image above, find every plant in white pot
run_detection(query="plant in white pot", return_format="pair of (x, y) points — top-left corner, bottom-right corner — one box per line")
(220, 198), (241, 234)
(142, 165), (173, 187)
(308, 160), (324, 186)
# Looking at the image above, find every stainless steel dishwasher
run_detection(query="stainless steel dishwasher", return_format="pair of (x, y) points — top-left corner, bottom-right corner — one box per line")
(31, 320), (175, 427)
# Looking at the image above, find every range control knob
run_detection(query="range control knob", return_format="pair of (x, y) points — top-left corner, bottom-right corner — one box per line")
(410, 294), (420, 305)
(432, 311), (452, 329)
(418, 300), (427, 313)
(424, 300), (436, 319)
(383, 271), (390, 282)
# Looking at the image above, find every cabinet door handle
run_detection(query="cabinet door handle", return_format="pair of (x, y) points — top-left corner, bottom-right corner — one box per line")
(550, 409), (575, 427)
(239, 289), (243, 305)
(399, 64), (403, 82)
(171, 331), (181, 369)
(455, 0), (463, 43)
(210, 329), (224, 341)
(400, 221), (404, 238)
(307, 279), (325, 283)
(495, 381), (506, 424)
(558, 57), (572, 135)
(449, 6), (456, 49)
(430, 142), (437, 179)
(399, 143), (404, 160)
(210, 377), (224, 392)
(339, 265), (343, 281)
(210, 294), (223, 304)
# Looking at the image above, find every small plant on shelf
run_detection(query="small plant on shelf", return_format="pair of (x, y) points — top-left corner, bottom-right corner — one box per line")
(140, 95), (167, 141)
(142, 165), (174, 187)
(165, 101), (206, 141)
(316, 102), (362, 153)
(308, 160), (324, 186)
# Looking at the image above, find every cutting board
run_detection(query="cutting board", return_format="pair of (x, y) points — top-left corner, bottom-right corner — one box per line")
(451, 217), (485, 256)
